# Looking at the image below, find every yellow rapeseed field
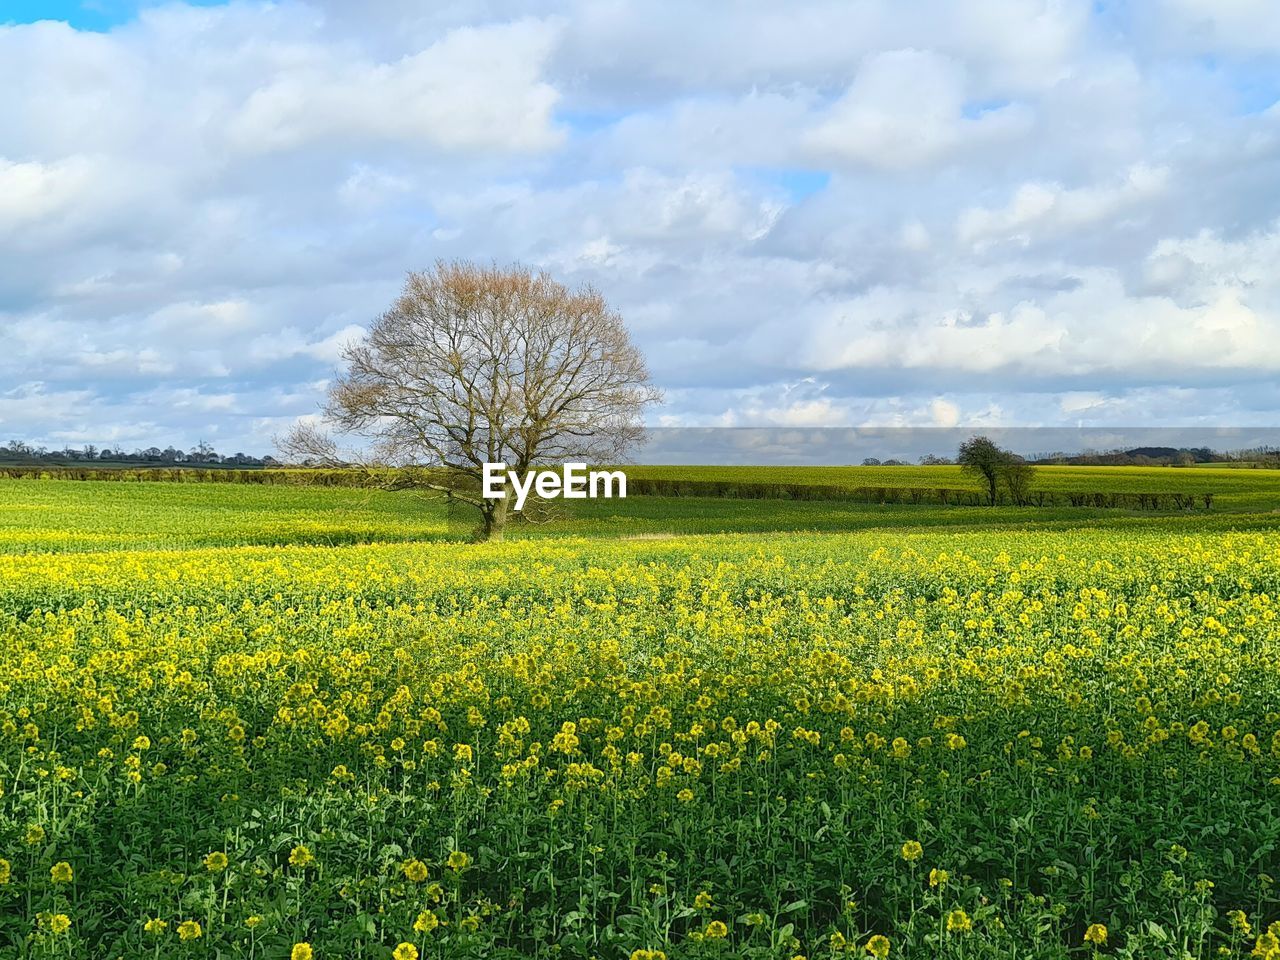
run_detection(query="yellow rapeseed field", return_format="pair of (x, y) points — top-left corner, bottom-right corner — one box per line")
(1, 483), (1279, 958)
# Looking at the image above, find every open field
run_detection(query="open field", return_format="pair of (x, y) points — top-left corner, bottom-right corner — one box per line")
(621, 465), (1280, 513)
(1, 464), (1279, 554)
(0, 481), (450, 554)
(1, 475), (1280, 958)
(4, 463), (1276, 511)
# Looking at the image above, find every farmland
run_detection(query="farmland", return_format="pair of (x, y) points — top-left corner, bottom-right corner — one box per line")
(1, 471), (1279, 958)
(620, 465), (1280, 513)
(1, 464), (1279, 553)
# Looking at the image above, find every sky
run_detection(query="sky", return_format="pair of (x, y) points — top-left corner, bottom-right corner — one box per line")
(2, 0), (1280, 454)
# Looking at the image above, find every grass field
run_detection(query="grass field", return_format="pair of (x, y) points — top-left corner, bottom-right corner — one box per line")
(1, 470), (1279, 958)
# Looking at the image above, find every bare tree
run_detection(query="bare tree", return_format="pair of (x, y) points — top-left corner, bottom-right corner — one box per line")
(279, 261), (661, 541)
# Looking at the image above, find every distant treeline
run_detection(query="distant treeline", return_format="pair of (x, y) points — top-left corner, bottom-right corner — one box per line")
(4, 439), (1277, 470)
(1028, 446), (1280, 467)
(0, 439), (274, 468)
(0, 466), (351, 484)
(0, 465), (1213, 511)
(872, 446), (1280, 467)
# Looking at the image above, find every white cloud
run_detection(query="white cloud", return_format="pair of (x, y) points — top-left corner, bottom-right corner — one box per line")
(227, 18), (564, 154)
(593, 91), (814, 170)
(1059, 391), (1105, 416)
(1144, 225), (1280, 296)
(0, 10), (563, 162)
(1, 0), (1279, 449)
(799, 220), (1280, 380)
(930, 398), (960, 427)
(554, 0), (1089, 98)
(609, 170), (783, 242)
(957, 163), (1170, 248)
(0, 156), (94, 233)
(806, 50), (1033, 170)
(899, 220), (931, 251)
(338, 165), (414, 210)
(1145, 0), (1280, 55)
(247, 324), (364, 364)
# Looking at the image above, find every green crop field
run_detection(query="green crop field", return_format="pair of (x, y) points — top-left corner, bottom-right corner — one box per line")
(622, 464), (1280, 513)
(1, 464), (1278, 554)
(1, 471), (1279, 959)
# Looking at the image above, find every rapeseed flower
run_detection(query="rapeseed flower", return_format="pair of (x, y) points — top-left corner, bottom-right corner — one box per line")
(946, 909), (972, 934)
(402, 859), (428, 882)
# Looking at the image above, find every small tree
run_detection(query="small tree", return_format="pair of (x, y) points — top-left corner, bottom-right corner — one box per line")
(958, 435), (1035, 506)
(280, 261), (661, 541)
(957, 436), (1005, 505)
(1001, 455), (1034, 506)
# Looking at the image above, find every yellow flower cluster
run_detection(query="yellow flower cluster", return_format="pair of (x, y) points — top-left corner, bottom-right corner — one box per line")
(2, 521), (1278, 954)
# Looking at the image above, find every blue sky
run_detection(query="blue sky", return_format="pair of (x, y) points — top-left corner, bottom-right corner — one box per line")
(4, 0), (226, 29)
(1, 0), (1279, 452)
(3, 1), (131, 29)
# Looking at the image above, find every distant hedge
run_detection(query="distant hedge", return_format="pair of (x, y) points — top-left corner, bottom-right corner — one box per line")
(0, 465), (1213, 510)
(623, 477), (1213, 510)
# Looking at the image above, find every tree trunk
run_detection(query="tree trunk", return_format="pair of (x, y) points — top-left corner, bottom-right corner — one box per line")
(481, 494), (509, 542)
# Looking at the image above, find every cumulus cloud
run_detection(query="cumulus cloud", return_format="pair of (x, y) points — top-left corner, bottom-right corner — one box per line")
(806, 50), (1032, 170)
(0, 157), (95, 234)
(1, 0), (1279, 450)
(550, 0), (1089, 99)
(957, 164), (1170, 249)
(929, 398), (961, 427)
(799, 220), (1280, 384)
(1143, 0), (1280, 55)
(226, 18), (564, 154)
